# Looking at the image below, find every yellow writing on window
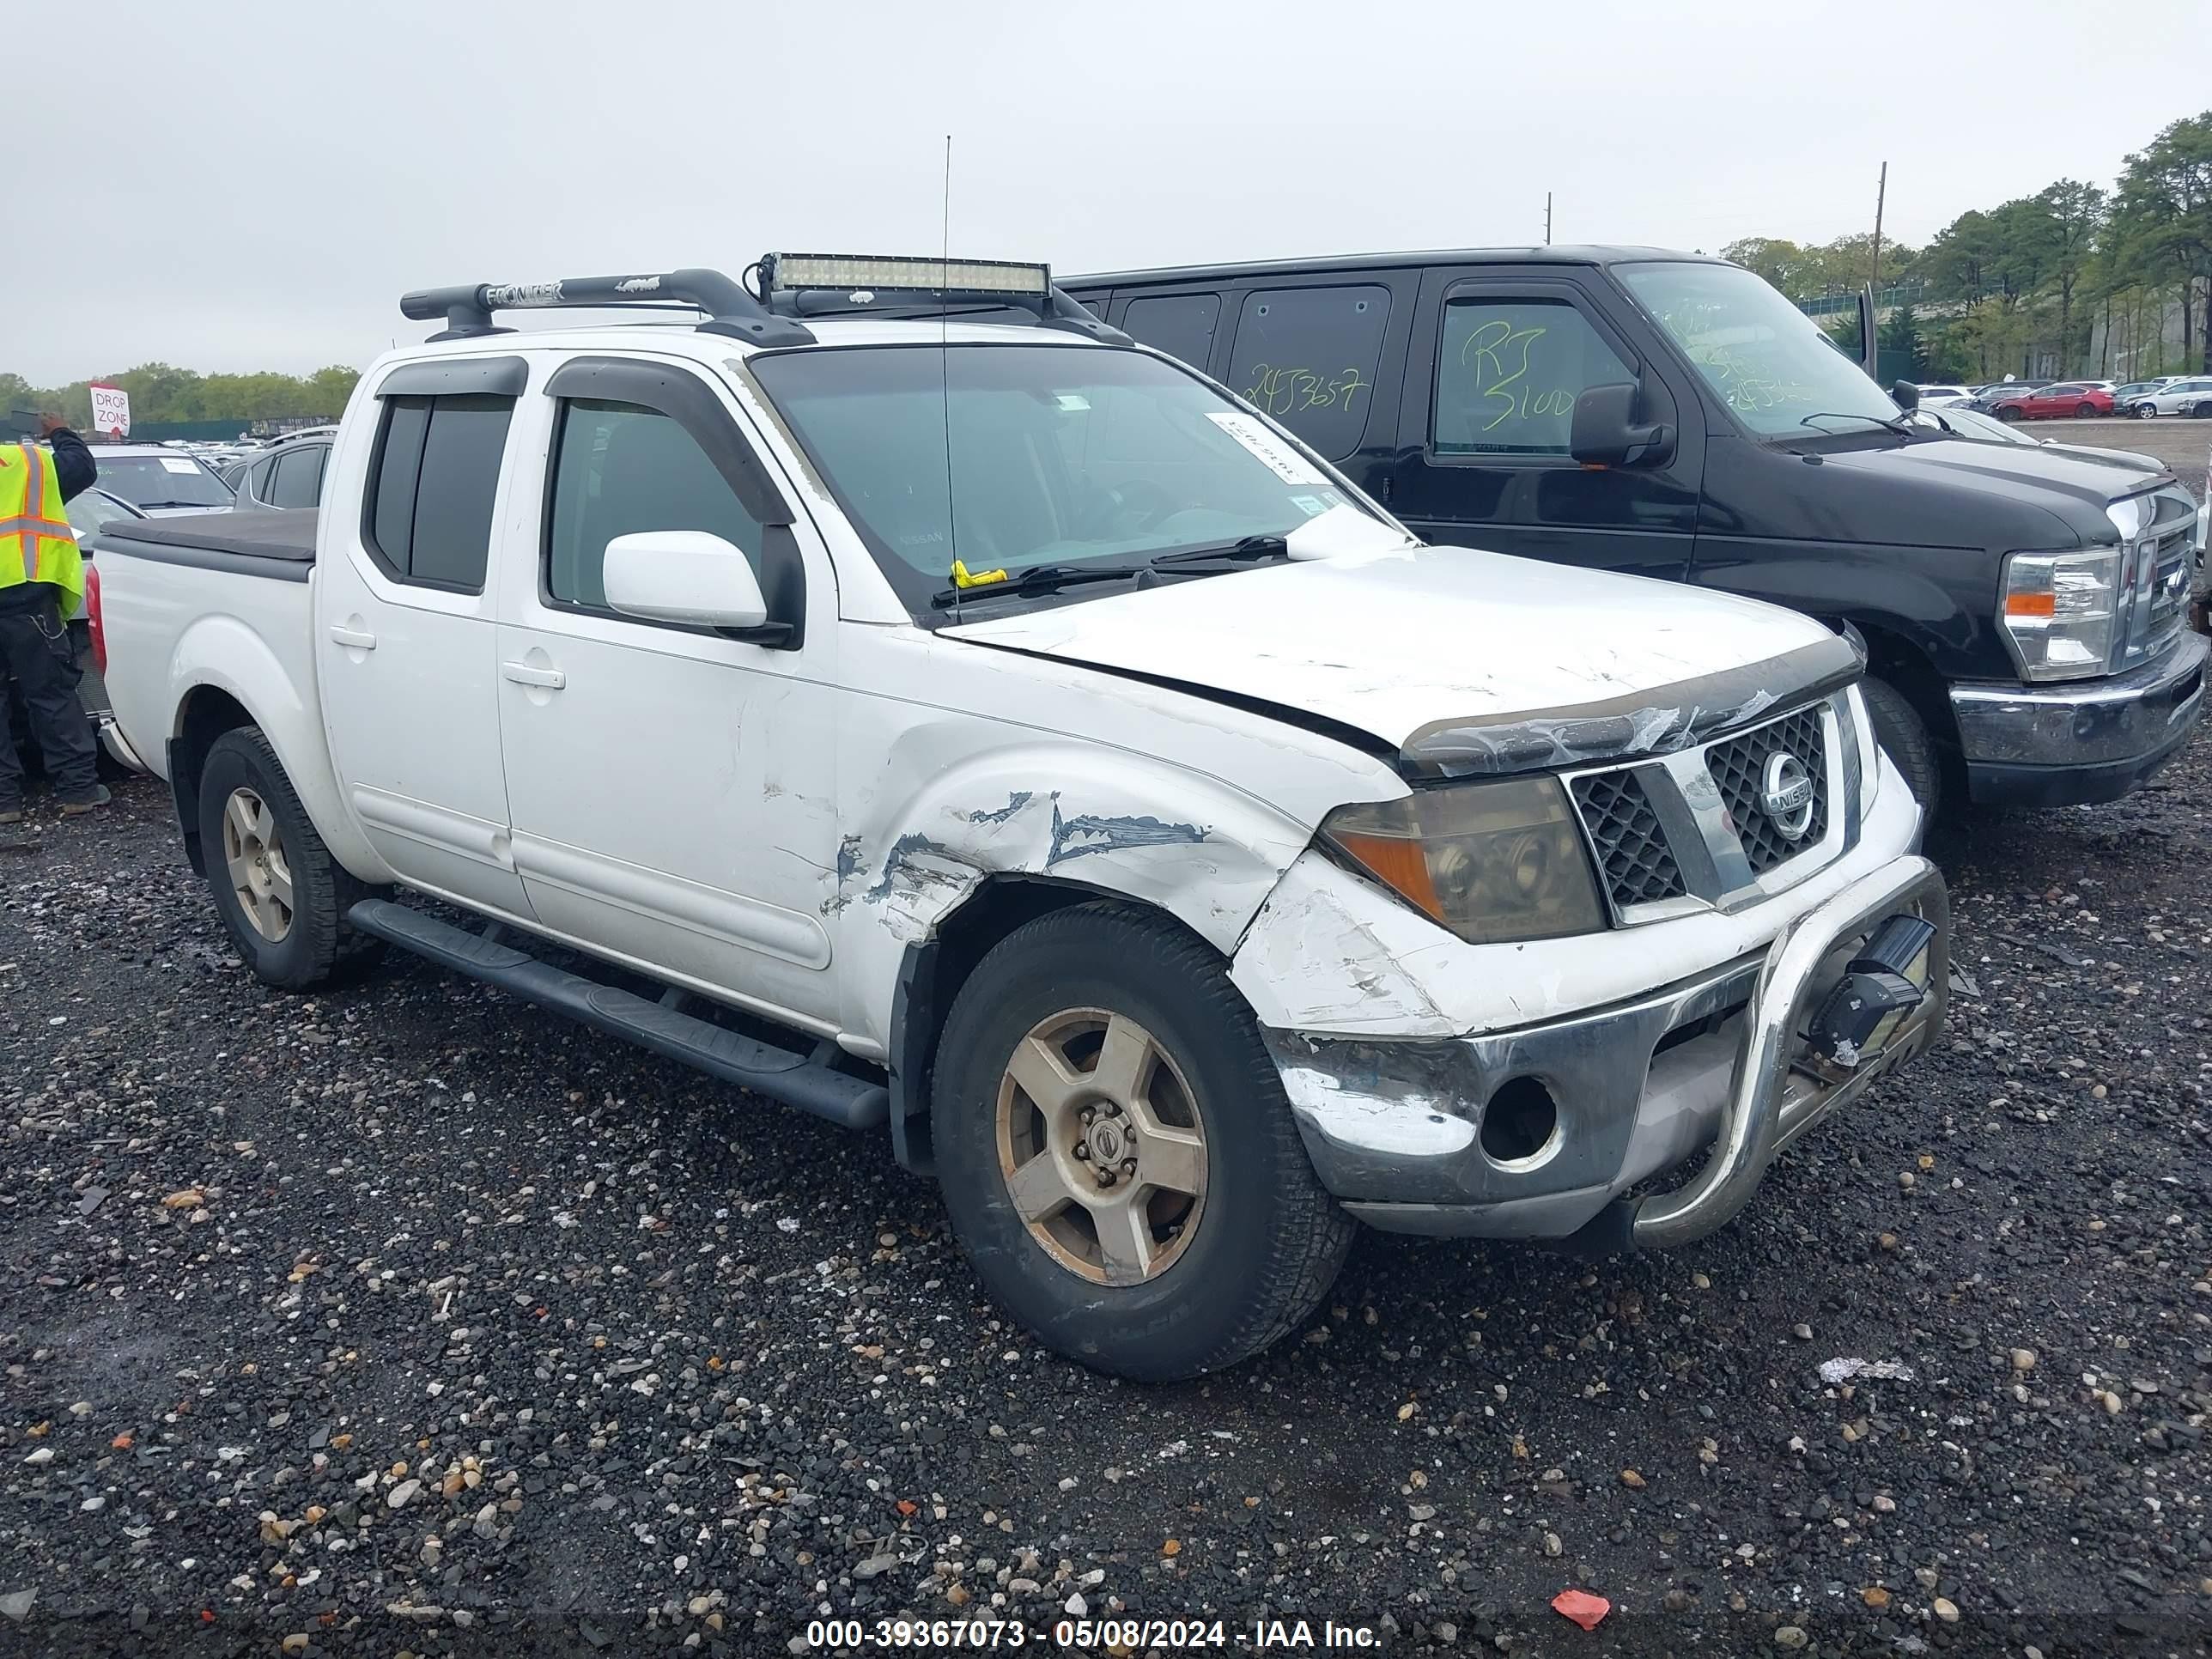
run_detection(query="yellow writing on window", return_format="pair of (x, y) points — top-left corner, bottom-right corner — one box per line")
(1457, 320), (1578, 431)
(1241, 364), (1373, 418)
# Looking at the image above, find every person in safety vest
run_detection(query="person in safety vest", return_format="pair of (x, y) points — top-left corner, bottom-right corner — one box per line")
(1, 414), (106, 824)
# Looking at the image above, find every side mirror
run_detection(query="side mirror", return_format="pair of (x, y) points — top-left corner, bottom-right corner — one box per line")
(1891, 380), (1921, 412)
(603, 530), (775, 634)
(1570, 381), (1674, 469)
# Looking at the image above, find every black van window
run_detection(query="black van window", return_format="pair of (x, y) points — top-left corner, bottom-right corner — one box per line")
(1123, 294), (1222, 374)
(1226, 286), (1389, 460)
(1433, 299), (1634, 457)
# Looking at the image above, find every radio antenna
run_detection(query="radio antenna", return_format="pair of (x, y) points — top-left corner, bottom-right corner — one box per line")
(941, 132), (960, 622)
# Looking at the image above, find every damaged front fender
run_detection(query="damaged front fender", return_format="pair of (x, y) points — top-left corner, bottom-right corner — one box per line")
(830, 739), (1318, 1054)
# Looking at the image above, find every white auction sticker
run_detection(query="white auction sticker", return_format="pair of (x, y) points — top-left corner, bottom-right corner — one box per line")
(159, 457), (198, 474)
(1206, 411), (1327, 486)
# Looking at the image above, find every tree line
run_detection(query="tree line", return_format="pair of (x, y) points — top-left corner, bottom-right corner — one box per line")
(0, 363), (360, 432)
(1726, 111), (2212, 385)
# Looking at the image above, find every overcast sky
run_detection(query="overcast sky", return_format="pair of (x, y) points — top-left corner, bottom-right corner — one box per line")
(14, 0), (2210, 385)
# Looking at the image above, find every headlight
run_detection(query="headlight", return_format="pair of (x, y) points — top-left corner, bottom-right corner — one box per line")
(1322, 776), (1605, 945)
(2000, 546), (2119, 681)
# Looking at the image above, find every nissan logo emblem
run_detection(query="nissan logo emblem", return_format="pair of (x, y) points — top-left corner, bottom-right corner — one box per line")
(1759, 752), (1815, 842)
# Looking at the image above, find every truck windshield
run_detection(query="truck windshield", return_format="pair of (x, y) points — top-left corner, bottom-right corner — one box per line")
(87, 453), (237, 508)
(1616, 262), (1904, 439)
(750, 343), (1370, 612)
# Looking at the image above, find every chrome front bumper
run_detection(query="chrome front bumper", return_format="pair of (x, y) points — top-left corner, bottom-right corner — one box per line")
(1266, 856), (1948, 1246)
(1950, 631), (2205, 805)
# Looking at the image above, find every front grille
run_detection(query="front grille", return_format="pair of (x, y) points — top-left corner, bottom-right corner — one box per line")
(1705, 706), (1829, 875)
(1570, 769), (1686, 909)
(2146, 527), (2191, 648)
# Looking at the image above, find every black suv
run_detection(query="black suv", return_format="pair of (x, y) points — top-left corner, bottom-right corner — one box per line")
(1068, 249), (2207, 814)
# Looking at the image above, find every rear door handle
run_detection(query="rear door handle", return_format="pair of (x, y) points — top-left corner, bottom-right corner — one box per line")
(329, 624), (377, 650)
(501, 660), (567, 690)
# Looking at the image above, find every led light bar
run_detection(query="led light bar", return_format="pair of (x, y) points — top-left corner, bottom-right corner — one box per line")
(762, 253), (1051, 298)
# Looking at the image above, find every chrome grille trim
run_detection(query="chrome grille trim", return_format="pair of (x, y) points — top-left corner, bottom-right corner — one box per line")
(1567, 695), (1856, 927)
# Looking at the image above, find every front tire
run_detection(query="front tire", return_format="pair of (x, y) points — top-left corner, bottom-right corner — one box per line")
(196, 727), (373, 989)
(931, 902), (1352, 1381)
(1863, 678), (1941, 820)
(1996, 404), (2023, 422)
(2136, 401), (2159, 419)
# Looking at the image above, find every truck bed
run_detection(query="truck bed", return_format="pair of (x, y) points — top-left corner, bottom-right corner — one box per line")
(96, 508), (318, 581)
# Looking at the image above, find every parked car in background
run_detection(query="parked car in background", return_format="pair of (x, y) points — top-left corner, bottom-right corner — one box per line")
(83, 444), (236, 514)
(225, 431), (335, 510)
(1906, 403), (2165, 472)
(2112, 379), (2178, 410)
(91, 256), (1949, 1380)
(1984, 382), (2114, 420)
(2130, 375), (2212, 418)
(1910, 384), (1975, 407)
(1072, 247), (2206, 816)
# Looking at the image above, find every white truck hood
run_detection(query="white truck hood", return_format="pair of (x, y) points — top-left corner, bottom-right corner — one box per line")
(939, 544), (1849, 770)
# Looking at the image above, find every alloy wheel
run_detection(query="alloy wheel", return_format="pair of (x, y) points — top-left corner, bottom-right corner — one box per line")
(994, 1008), (1208, 1286)
(221, 787), (295, 943)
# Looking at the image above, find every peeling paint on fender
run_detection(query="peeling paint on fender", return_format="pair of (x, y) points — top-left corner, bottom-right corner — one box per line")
(1045, 802), (1209, 866)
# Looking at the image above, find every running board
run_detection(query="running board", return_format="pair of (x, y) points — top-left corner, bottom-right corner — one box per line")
(345, 899), (888, 1131)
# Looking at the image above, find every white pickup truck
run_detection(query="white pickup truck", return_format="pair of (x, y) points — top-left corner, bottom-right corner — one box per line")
(94, 257), (1948, 1380)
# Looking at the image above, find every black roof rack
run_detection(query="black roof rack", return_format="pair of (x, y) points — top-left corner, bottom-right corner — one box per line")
(398, 258), (1127, 349)
(398, 268), (817, 347)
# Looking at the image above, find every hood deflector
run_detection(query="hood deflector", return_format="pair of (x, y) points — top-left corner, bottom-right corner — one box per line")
(1401, 632), (1866, 780)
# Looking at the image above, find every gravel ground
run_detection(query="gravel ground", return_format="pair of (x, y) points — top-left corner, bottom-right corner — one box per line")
(1, 746), (2209, 1658)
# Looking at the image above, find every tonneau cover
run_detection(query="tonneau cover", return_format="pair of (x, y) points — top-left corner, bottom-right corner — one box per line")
(100, 507), (318, 563)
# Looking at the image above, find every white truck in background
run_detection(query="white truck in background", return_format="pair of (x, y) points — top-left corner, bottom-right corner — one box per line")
(91, 257), (1947, 1380)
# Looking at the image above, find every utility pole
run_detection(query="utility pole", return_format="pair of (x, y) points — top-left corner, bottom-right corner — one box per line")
(1545, 192), (1553, 246)
(1869, 161), (1887, 294)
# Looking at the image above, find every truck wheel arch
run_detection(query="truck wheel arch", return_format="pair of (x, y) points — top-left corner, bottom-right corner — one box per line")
(885, 876), (1221, 1176)
(1852, 623), (1960, 754)
(170, 685), (258, 877)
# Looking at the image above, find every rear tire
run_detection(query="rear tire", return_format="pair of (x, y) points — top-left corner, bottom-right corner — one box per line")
(196, 727), (377, 989)
(931, 902), (1352, 1381)
(1863, 678), (1941, 821)
(2075, 401), (2100, 417)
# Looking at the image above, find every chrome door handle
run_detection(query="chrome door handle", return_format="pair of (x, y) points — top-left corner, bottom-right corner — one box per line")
(329, 624), (377, 650)
(501, 660), (566, 690)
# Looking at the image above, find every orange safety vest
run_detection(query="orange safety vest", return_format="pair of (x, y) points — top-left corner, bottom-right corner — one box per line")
(0, 441), (82, 614)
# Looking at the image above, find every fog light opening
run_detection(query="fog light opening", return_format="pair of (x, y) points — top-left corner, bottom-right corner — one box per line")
(1480, 1076), (1559, 1165)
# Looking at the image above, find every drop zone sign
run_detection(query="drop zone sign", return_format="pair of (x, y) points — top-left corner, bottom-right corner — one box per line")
(89, 383), (131, 439)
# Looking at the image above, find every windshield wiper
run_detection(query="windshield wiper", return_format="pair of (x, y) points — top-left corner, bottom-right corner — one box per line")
(1148, 533), (1289, 569)
(927, 562), (1150, 609)
(130, 500), (224, 509)
(1797, 410), (1910, 437)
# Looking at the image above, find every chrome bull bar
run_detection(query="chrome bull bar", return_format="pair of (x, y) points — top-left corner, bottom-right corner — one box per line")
(1627, 855), (1949, 1250)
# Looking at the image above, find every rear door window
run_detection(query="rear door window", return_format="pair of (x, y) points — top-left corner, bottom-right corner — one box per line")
(1225, 286), (1389, 460)
(1432, 297), (1635, 456)
(364, 393), (514, 591)
(1122, 294), (1223, 374)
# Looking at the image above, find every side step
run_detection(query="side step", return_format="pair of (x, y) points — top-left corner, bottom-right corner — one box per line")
(345, 899), (889, 1131)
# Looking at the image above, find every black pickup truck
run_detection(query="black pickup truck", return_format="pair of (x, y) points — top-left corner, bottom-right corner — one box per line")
(1068, 249), (2208, 816)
